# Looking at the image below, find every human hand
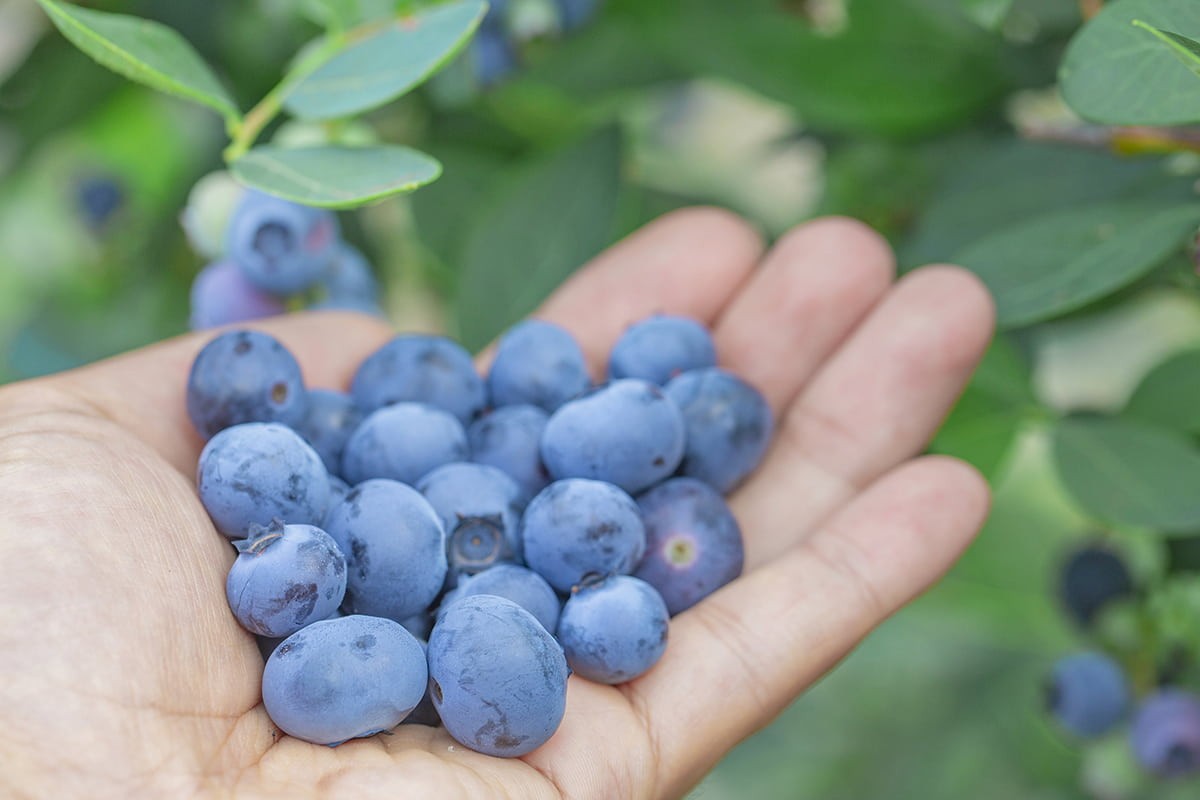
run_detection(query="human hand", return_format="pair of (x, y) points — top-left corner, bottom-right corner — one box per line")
(0, 209), (994, 799)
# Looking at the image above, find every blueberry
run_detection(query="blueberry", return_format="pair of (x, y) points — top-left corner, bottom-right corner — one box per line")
(351, 334), (486, 425)
(319, 243), (379, 307)
(1045, 652), (1130, 738)
(428, 595), (568, 757)
(541, 379), (685, 494)
(521, 478), (646, 593)
(186, 329), (308, 439)
(634, 477), (743, 615)
(197, 423), (331, 538)
(557, 574), (668, 684)
(180, 170), (246, 259)
(665, 367), (773, 493)
(189, 260), (287, 330)
(439, 564), (560, 634)
(608, 315), (715, 385)
(322, 479), (447, 621)
(472, 26), (517, 86)
(399, 613), (432, 641)
(468, 404), (551, 505)
(293, 389), (362, 477)
(225, 521), (346, 638)
(1130, 689), (1200, 777)
(76, 175), (123, 231)
(262, 615), (428, 746)
(416, 462), (523, 583)
(257, 606), (344, 659)
(487, 320), (590, 412)
(556, 0), (602, 31)
(341, 403), (469, 486)
(226, 189), (339, 295)
(1058, 543), (1134, 628)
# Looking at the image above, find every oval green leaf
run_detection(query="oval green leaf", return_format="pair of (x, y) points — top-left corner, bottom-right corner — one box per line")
(1125, 349), (1200, 435)
(35, 0), (238, 122)
(284, 0), (488, 120)
(230, 145), (442, 208)
(955, 203), (1200, 329)
(1060, 0), (1200, 125)
(453, 128), (622, 350)
(1052, 417), (1200, 533)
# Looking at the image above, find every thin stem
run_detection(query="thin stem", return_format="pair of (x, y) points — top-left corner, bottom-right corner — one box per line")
(1020, 121), (1200, 156)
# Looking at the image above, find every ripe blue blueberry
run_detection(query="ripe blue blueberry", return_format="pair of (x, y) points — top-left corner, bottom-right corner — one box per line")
(521, 478), (646, 593)
(472, 25), (517, 85)
(225, 521), (346, 638)
(634, 477), (743, 615)
(293, 389), (362, 477)
(1058, 543), (1134, 628)
(557, 574), (668, 684)
(225, 189), (339, 295)
(1130, 689), (1200, 777)
(468, 404), (551, 505)
(556, 0), (602, 31)
(608, 314), (716, 385)
(487, 319), (590, 412)
(189, 260), (286, 330)
(76, 175), (123, 231)
(1045, 651), (1130, 738)
(428, 595), (569, 757)
(341, 403), (468, 486)
(197, 422), (330, 538)
(665, 367), (773, 493)
(186, 329), (309, 439)
(262, 615), (427, 746)
(416, 462), (523, 583)
(439, 564), (561, 634)
(541, 379), (685, 494)
(351, 334), (485, 425)
(322, 479), (447, 621)
(319, 243), (379, 307)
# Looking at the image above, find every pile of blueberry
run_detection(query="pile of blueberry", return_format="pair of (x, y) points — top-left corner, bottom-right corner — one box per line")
(187, 314), (772, 755)
(181, 172), (382, 330)
(1046, 543), (1200, 778)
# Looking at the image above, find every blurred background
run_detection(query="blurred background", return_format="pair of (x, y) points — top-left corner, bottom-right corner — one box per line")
(4, 0), (1200, 796)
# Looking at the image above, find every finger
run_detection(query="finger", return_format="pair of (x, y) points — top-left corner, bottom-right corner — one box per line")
(627, 455), (991, 799)
(732, 266), (995, 568)
(713, 217), (895, 415)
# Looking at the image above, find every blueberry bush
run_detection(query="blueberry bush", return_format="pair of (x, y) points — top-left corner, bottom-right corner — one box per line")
(7, 0), (1200, 796)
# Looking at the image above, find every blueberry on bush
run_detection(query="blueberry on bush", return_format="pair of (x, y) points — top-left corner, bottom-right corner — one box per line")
(1045, 651), (1130, 738)
(189, 260), (287, 330)
(225, 189), (339, 295)
(1130, 689), (1200, 777)
(1058, 543), (1134, 628)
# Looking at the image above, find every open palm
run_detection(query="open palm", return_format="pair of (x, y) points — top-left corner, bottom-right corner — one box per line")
(0, 209), (994, 799)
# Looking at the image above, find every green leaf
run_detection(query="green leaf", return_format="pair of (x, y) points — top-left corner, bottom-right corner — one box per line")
(302, 0), (398, 30)
(1060, 0), (1200, 125)
(1124, 349), (1200, 435)
(1052, 417), (1200, 533)
(1133, 21), (1200, 78)
(284, 0), (488, 120)
(960, 0), (1013, 29)
(229, 145), (441, 208)
(35, 0), (238, 123)
(453, 128), (622, 350)
(954, 203), (1200, 329)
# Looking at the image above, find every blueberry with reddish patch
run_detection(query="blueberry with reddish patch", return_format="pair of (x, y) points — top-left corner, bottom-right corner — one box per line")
(341, 403), (468, 486)
(293, 389), (362, 477)
(322, 479), (447, 621)
(225, 521), (346, 638)
(189, 260), (286, 330)
(541, 379), (685, 494)
(439, 563), (560, 634)
(487, 319), (590, 412)
(351, 334), (485, 425)
(557, 574), (668, 684)
(608, 314), (715, 385)
(665, 367), (773, 493)
(634, 477), (743, 615)
(262, 615), (427, 745)
(468, 404), (551, 505)
(1045, 652), (1130, 738)
(416, 462), (523, 585)
(428, 595), (568, 757)
(186, 329), (309, 439)
(521, 478), (646, 593)
(197, 422), (330, 538)
(226, 189), (339, 295)
(1130, 689), (1200, 777)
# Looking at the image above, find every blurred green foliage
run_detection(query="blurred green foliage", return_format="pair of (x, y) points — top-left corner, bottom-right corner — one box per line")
(7, 0), (1200, 796)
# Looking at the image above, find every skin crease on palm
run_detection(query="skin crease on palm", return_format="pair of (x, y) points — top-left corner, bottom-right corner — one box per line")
(0, 209), (995, 800)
